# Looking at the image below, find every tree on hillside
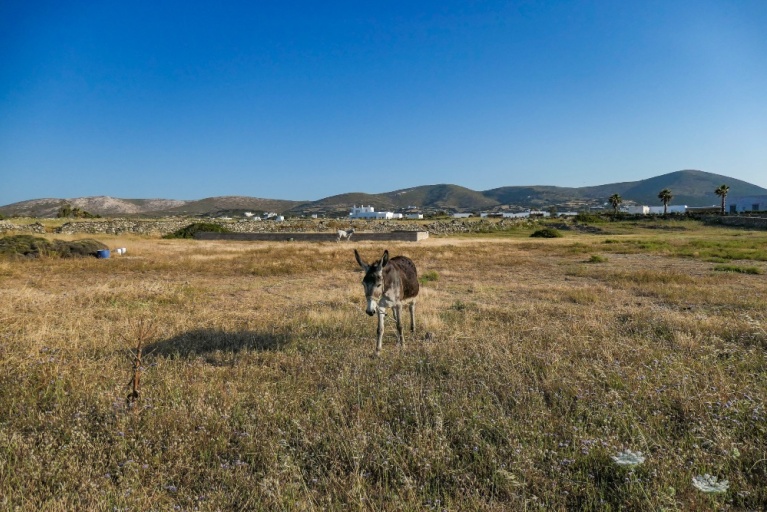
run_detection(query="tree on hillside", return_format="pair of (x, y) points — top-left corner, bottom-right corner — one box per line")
(56, 204), (99, 219)
(608, 194), (622, 216)
(715, 184), (730, 215)
(658, 189), (673, 216)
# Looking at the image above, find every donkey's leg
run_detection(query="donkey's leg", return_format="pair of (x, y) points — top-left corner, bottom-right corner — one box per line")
(393, 304), (404, 347)
(376, 309), (386, 354)
(409, 302), (416, 334)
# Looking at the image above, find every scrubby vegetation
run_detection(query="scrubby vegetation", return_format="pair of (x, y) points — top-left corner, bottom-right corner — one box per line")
(0, 234), (108, 258)
(163, 222), (232, 239)
(1, 225), (766, 510)
(530, 227), (563, 238)
(57, 203), (101, 218)
(419, 269), (439, 283)
(713, 264), (763, 275)
(586, 254), (608, 263)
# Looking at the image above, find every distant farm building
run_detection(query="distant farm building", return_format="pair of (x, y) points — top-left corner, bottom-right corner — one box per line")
(349, 205), (402, 219)
(625, 205), (650, 215)
(623, 205), (687, 215)
(502, 210), (551, 218)
(729, 195), (767, 213)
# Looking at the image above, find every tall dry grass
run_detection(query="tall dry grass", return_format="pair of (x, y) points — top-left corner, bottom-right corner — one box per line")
(1, 227), (766, 510)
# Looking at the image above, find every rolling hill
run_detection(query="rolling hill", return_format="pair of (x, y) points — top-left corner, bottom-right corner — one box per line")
(1, 170), (765, 218)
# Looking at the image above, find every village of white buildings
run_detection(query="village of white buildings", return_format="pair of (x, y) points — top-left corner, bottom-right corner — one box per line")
(225, 195), (767, 221)
(346, 195), (767, 220)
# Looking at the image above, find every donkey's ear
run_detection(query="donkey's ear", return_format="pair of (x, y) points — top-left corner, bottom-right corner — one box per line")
(354, 249), (368, 270)
(380, 250), (390, 267)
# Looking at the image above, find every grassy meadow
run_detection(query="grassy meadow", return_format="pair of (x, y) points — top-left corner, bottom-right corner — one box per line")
(1, 221), (766, 510)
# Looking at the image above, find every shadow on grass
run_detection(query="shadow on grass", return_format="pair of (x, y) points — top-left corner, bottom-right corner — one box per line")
(145, 328), (289, 361)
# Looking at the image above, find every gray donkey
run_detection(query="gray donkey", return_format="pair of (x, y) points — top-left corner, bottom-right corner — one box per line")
(354, 249), (419, 355)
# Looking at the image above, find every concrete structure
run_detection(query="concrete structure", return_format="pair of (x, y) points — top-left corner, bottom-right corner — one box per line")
(452, 213), (472, 218)
(729, 195), (767, 213)
(405, 213), (424, 219)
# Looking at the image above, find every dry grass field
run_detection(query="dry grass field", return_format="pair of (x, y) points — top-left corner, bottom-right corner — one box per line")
(1, 221), (766, 511)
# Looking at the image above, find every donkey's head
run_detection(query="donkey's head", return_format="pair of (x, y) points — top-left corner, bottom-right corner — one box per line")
(354, 249), (389, 316)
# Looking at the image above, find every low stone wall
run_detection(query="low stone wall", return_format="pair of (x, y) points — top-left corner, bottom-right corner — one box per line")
(701, 215), (767, 230)
(0, 217), (540, 236)
(0, 221), (47, 234)
(194, 231), (429, 242)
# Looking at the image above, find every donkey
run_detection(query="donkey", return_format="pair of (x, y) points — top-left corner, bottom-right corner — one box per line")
(337, 228), (355, 242)
(354, 249), (419, 354)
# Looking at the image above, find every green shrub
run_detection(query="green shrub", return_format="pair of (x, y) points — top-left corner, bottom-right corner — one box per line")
(713, 264), (763, 275)
(56, 204), (100, 218)
(586, 254), (608, 263)
(575, 212), (606, 224)
(0, 235), (108, 258)
(163, 222), (232, 239)
(530, 228), (563, 238)
(419, 270), (439, 284)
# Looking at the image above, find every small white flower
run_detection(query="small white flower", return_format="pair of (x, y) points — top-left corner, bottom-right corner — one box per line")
(612, 450), (646, 466)
(692, 474), (729, 493)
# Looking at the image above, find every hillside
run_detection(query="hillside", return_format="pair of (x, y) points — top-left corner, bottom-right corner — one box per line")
(292, 184), (497, 215)
(578, 170), (764, 206)
(0, 196), (306, 218)
(2, 170), (765, 218)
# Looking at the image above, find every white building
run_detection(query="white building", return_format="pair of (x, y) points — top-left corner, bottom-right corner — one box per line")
(627, 205), (687, 215)
(349, 205), (396, 219)
(501, 210), (551, 219)
(405, 213), (424, 219)
(452, 213), (472, 218)
(625, 205), (650, 215)
(729, 195), (767, 213)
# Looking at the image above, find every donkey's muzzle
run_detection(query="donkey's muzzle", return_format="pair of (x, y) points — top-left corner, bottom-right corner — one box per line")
(365, 297), (377, 316)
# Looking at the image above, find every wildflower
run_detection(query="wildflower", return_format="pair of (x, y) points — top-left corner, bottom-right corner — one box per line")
(692, 474), (729, 493)
(612, 450), (645, 466)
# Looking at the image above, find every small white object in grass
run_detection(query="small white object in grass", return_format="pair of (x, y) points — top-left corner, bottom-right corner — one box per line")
(692, 474), (729, 493)
(611, 450), (645, 466)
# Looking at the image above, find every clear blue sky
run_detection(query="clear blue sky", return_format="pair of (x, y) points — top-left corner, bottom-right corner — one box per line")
(2, 1), (766, 205)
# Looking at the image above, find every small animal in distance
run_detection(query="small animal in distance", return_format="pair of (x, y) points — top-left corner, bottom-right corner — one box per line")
(337, 228), (354, 242)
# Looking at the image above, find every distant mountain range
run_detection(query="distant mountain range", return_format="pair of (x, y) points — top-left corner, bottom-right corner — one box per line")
(2, 170), (765, 218)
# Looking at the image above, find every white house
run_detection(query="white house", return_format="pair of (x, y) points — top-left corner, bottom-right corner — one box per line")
(452, 213), (472, 218)
(349, 205), (395, 219)
(729, 195), (767, 213)
(625, 205), (650, 215)
(405, 213), (424, 219)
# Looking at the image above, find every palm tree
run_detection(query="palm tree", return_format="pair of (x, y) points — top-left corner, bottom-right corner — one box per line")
(715, 184), (730, 215)
(608, 194), (622, 216)
(658, 188), (673, 216)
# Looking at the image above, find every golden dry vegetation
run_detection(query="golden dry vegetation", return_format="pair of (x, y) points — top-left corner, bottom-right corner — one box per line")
(1, 222), (766, 510)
